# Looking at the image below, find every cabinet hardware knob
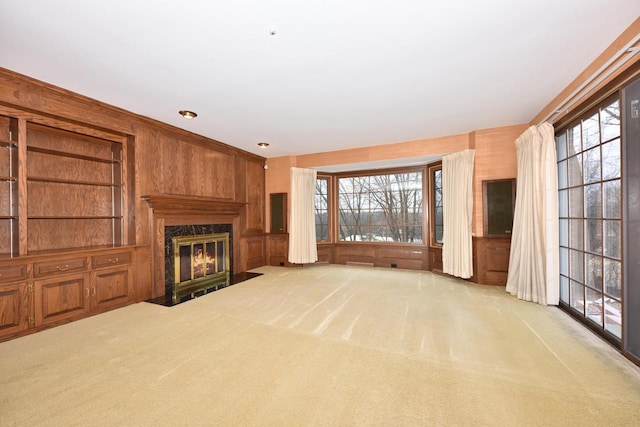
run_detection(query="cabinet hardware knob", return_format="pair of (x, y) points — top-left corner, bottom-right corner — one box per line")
(56, 265), (70, 271)
(91, 287), (96, 297)
(108, 258), (119, 263)
(85, 288), (90, 297)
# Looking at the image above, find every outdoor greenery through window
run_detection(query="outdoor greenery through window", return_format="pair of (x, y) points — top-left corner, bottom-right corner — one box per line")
(557, 96), (622, 339)
(336, 172), (423, 243)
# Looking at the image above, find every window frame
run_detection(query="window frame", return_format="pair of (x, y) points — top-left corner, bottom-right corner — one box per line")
(556, 93), (623, 345)
(428, 162), (443, 247)
(315, 175), (331, 243)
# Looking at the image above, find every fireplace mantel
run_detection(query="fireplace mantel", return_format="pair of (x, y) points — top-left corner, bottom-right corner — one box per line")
(143, 194), (246, 298)
(142, 195), (246, 215)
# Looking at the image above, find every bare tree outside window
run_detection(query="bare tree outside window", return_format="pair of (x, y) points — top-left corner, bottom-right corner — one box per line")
(336, 172), (423, 243)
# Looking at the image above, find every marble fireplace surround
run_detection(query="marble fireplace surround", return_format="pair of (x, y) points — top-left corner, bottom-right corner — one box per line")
(142, 195), (245, 299)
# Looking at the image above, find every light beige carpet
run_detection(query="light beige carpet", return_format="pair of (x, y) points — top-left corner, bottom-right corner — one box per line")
(1, 265), (639, 426)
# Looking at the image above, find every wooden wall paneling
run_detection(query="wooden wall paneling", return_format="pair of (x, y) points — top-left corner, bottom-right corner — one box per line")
(234, 156), (247, 231)
(203, 150), (235, 199)
(160, 137), (237, 199)
(134, 246), (152, 302)
(161, 135), (183, 195)
(0, 71), (135, 135)
(316, 244), (333, 264)
(264, 155), (295, 232)
(375, 246), (427, 270)
(428, 246), (443, 273)
(134, 126), (162, 247)
(267, 234), (288, 266)
(472, 125), (523, 237)
(152, 216), (166, 298)
(245, 159), (265, 234)
(472, 237), (511, 286)
(295, 133), (470, 170)
(244, 236), (266, 271)
(334, 244), (376, 266)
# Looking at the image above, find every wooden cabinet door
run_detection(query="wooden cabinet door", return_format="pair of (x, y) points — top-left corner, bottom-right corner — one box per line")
(34, 273), (91, 327)
(91, 266), (132, 312)
(0, 282), (31, 340)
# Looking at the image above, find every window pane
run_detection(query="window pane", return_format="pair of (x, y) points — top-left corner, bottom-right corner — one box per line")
(568, 125), (582, 155)
(604, 259), (621, 298)
(585, 288), (603, 326)
(558, 190), (568, 217)
(560, 275), (569, 303)
(585, 219), (602, 255)
(570, 281), (584, 315)
(339, 172), (423, 243)
(559, 219), (568, 246)
(569, 187), (583, 218)
(604, 298), (622, 338)
(603, 180), (620, 218)
(569, 219), (583, 250)
(556, 96), (622, 342)
(316, 224), (328, 241)
(556, 132), (567, 160)
(315, 178), (330, 242)
(567, 154), (583, 187)
(557, 160), (568, 189)
(584, 253), (602, 291)
(582, 113), (600, 149)
(603, 220), (621, 259)
(601, 99), (620, 141)
(583, 147), (601, 183)
(602, 139), (621, 179)
(433, 168), (443, 245)
(584, 184), (601, 218)
(560, 247), (569, 275)
(570, 249), (584, 283)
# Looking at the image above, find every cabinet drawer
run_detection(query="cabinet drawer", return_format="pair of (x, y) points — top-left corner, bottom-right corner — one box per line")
(92, 251), (132, 269)
(0, 264), (28, 283)
(34, 257), (88, 277)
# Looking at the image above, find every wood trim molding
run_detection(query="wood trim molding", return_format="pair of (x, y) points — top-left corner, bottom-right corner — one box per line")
(141, 195), (246, 215)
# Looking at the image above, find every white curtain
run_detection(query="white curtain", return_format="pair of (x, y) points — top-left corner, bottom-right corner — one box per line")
(288, 167), (318, 264)
(506, 123), (559, 305)
(442, 149), (475, 279)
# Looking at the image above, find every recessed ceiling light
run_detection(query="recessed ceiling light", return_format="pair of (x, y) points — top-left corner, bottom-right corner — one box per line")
(179, 110), (197, 119)
(258, 142), (270, 148)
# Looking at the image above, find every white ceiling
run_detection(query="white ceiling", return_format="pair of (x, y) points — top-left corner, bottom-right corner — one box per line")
(1, 1), (638, 160)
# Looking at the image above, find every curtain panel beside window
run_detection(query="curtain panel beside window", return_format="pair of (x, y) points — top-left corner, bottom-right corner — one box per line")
(506, 123), (559, 305)
(442, 149), (475, 279)
(289, 167), (318, 264)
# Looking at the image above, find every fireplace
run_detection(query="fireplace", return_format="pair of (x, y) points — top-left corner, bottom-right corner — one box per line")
(165, 223), (233, 303)
(172, 233), (230, 303)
